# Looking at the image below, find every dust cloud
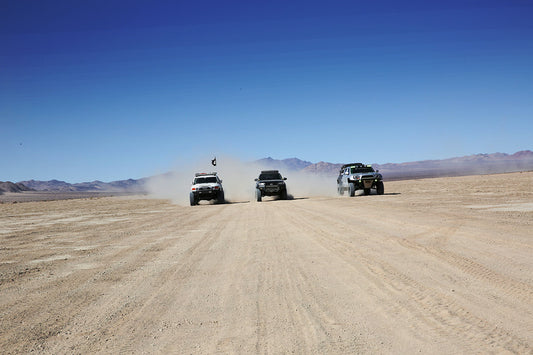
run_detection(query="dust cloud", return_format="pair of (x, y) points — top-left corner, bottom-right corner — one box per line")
(282, 169), (338, 199)
(146, 155), (337, 205)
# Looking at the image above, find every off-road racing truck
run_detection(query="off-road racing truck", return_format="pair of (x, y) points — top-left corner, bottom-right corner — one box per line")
(190, 172), (225, 206)
(337, 163), (384, 196)
(254, 170), (288, 202)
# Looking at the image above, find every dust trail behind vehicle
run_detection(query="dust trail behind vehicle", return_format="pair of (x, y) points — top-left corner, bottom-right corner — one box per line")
(146, 155), (338, 205)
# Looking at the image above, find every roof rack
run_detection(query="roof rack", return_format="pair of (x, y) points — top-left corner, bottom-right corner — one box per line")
(340, 163), (366, 170)
(260, 170), (280, 173)
(194, 172), (217, 177)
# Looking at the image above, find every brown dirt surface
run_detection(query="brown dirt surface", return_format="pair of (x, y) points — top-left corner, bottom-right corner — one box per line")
(1, 172), (532, 353)
(0, 191), (134, 204)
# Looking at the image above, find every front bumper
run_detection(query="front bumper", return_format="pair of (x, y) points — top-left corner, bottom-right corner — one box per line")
(193, 188), (220, 200)
(349, 179), (377, 189)
(257, 184), (284, 196)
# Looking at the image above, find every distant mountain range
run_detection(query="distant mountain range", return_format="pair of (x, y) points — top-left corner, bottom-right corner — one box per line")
(3, 150), (532, 194)
(13, 178), (149, 193)
(256, 150), (533, 180)
(0, 181), (34, 194)
(255, 157), (314, 171)
(371, 150), (533, 180)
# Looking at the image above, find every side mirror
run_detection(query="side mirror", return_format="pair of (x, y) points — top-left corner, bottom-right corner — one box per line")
(254, 178), (258, 181)
(376, 170), (379, 173)
(220, 180), (223, 183)
(284, 177), (287, 180)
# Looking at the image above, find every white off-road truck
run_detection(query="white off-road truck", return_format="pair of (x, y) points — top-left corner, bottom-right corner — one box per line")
(337, 163), (384, 196)
(189, 172), (225, 206)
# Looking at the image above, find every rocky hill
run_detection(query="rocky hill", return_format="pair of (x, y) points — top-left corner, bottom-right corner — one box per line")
(301, 161), (343, 175)
(0, 181), (33, 194)
(19, 178), (148, 193)
(255, 157), (313, 171)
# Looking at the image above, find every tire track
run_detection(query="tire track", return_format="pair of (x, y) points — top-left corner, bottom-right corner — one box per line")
(2, 200), (221, 354)
(47, 205), (229, 354)
(252, 203), (371, 353)
(293, 200), (533, 304)
(286, 202), (532, 354)
(395, 236), (533, 304)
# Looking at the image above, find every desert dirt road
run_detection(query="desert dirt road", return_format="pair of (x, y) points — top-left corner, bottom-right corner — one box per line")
(1, 172), (532, 354)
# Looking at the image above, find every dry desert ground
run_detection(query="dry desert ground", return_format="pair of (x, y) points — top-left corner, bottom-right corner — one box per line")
(1, 172), (532, 354)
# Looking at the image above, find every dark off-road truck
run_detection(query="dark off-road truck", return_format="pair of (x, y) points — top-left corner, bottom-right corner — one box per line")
(337, 163), (384, 196)
(254, 170), (288, 202)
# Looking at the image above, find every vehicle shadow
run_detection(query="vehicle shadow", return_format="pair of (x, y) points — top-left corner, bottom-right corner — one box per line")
(350, 191), (401, 197)
(257, 196), (308, 202)
(223, 200), (250, 205)
(360, 192), (401, 196)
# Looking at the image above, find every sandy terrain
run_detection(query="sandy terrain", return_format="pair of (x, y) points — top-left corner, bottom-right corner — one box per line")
(0, 191), (133, 204)
(1, 172), (532, 354)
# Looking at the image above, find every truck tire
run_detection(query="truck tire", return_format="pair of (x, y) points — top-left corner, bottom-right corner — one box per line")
(256, 188), (262, 202)
(376, 181), (384, 195)
(280, 189), (288, 200)
(189, 192), (197, 206)
(217, 191), (225, 204)
(349, 183), (355, 197)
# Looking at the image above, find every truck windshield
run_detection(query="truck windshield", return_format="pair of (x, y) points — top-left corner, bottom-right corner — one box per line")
(259, 173), (282, 180)
(195, 177), (217, 184)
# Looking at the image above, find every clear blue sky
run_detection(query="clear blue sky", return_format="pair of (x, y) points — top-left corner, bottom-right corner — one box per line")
(2, 0), (532, 182)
